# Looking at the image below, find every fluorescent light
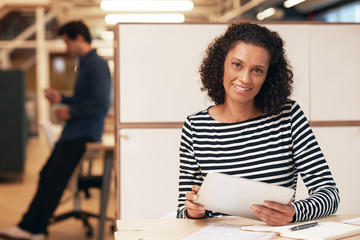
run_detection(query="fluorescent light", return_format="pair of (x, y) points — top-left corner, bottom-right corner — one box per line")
(283, 0), (306, 8)
(101, 0), (194, 11)
(105, 13), (185, 24)
(256, 8), (276, 21)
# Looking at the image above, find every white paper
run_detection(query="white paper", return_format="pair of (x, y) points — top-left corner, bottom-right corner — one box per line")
(196, 172), (294, 219)
(242, 222), (360, 240)
(182, 224), (275, 240)
(342, 217), (360, 226)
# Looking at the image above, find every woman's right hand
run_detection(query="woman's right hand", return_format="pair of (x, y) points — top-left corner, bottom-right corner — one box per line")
(185, 185), (206, 218)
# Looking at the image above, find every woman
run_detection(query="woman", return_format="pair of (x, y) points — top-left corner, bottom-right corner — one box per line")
(177, 22), (339, 226)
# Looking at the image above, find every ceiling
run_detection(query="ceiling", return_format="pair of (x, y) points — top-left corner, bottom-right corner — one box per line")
(0, 0), (352, 38)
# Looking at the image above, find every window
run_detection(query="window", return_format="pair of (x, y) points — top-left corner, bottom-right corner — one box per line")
(316, 1), (360, 22)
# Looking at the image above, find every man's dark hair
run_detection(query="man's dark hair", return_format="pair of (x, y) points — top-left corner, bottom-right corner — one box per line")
(58, 21), (92, 44)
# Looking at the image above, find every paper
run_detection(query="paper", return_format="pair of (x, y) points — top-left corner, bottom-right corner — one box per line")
(182, 224), (275, 240)
(242, 222), (360, 240)
(196, 172), (294, 219)
(342, 217), (360, 226)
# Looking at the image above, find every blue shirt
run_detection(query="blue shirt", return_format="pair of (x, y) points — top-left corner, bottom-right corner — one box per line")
(59, 49), (112, 142)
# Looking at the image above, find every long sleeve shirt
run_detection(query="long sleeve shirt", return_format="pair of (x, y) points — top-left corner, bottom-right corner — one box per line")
(177, 100), (339, 222)
(59, 49), (112, 143)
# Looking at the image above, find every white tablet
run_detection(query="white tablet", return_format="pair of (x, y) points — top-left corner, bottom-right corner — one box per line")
(196, 172), (294, 219)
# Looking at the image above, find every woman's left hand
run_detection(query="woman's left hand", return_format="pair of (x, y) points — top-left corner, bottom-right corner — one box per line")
(251, 201), (295, 226)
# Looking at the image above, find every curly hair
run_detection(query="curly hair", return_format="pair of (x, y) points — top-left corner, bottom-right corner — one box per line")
(200, 22), (293, 114)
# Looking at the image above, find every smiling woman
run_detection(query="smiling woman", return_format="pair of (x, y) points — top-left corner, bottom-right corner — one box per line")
(199, 22), (293, 115)
(219, 42), (269, 123)
(177, 22), (339, 226)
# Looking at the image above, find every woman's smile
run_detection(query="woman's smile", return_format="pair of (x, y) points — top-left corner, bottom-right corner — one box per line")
(232, 83), (251, 92)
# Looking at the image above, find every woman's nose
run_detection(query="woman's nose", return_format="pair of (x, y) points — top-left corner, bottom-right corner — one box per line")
(238, 70), (251, 84)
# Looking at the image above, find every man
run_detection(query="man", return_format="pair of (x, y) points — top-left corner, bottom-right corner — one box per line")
(0, 21), (112, 240)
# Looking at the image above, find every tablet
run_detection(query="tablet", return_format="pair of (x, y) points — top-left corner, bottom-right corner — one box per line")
(196, 172), (294, 219)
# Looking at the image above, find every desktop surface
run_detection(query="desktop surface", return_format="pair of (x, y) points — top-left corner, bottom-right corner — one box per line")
(115, 215), (360, 240)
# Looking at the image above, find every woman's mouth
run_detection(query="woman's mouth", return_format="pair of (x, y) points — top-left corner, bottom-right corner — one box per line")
(232, 84), (251, 91)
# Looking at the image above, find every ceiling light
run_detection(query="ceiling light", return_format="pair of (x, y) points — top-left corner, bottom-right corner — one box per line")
(283, 0), (306, 8)
(101, 0), (194, 12)
(105, 13), (185, 24)
(256, 8), (276, 21)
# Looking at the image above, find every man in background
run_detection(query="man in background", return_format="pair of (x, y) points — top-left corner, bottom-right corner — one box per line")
(0, 20), (112, 240)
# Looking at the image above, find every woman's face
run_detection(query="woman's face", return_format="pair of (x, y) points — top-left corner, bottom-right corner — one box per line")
(223, 41), (270, 108)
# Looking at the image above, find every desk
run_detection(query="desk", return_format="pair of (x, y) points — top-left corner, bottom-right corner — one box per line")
(114, 215), (360, 240)
(86, 134), (115, 240)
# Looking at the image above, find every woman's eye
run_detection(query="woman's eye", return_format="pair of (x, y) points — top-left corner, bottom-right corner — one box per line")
(254, 68), (263, 74)
(232, 62), (241, 68)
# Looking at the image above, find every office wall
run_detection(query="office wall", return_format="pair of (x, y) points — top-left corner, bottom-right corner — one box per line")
(116, 23), (360, 219)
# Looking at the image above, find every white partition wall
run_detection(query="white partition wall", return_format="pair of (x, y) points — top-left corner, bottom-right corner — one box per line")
(119, 129), (181, 219)
(310, 24), (360, 121)
(115, 23), (360, 219)
(118, 23), (311, 122)
(312, 127), (360, 214)
(118, 24), (226, 123)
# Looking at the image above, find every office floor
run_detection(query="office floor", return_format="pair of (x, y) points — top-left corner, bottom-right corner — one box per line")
(0, 133), (116, 240)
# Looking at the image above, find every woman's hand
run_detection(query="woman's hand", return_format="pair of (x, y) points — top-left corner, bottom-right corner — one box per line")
(251, 200), (295, 226)
(184, 185), (206, 219)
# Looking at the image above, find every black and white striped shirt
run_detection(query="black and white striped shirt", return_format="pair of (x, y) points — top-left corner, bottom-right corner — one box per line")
(177, 100), (339, 221)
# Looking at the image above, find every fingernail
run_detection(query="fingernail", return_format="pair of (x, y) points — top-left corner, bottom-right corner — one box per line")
(193, 195), (198, 201)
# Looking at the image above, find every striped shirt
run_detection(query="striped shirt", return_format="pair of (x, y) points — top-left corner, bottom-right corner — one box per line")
(177, 100), (339, 222)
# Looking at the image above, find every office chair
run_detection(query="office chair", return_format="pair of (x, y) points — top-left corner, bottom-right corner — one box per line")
(49, 168), (113, 237)
(40, 120), (114, 237)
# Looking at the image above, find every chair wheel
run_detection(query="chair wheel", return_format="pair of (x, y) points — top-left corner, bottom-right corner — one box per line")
(86, 229), (93, 237)
(84, 225), (93, 237)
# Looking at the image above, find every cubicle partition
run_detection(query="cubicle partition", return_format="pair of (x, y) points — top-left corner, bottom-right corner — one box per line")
(114, 23), (360, 219)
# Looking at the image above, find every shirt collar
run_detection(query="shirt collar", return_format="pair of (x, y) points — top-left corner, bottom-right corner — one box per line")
(79, 49), (97, 66)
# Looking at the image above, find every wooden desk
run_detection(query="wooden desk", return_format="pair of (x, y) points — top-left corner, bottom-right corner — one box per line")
(114, 215), (360, 240)
(86, 134), (115, 240)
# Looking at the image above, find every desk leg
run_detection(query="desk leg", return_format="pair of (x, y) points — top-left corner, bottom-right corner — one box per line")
(98, 150), (113, 240)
